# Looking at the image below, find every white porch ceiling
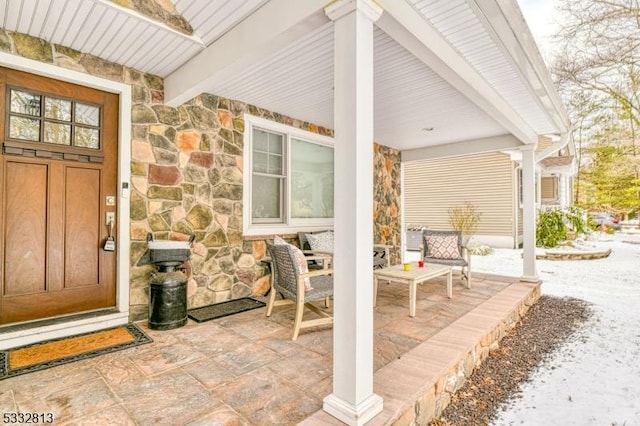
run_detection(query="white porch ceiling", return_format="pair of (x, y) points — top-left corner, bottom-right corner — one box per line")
(0, 0), (568, 153)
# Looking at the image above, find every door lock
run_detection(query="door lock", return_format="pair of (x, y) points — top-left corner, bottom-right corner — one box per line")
(106, 212), (115, 225)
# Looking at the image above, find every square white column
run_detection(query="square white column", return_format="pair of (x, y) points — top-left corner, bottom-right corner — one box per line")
(521, 145), (539, 282)
(323, 1), (384, 425)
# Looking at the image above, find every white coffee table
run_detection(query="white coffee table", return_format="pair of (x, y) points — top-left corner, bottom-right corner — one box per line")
(373, 262), (453, 317)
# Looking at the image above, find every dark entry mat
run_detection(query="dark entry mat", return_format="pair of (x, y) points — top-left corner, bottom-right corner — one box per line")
(187, 298), (266, 323)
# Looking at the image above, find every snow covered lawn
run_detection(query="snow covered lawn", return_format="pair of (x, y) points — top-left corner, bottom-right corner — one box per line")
(469, 233), (640, 425)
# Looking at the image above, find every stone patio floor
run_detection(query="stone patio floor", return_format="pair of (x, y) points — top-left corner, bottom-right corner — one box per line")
(0, 272), (537, 425)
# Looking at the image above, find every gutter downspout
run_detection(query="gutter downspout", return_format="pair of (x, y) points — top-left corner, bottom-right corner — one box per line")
(514, 164), (521, 249)
(535, 130), (573, 162)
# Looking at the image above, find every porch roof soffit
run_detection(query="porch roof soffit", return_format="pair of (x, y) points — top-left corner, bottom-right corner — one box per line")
(467, 0), (570, 135)
(376, 0), (539, 146)
(163, 0), (563, 148)
(164, 0), (330, 107)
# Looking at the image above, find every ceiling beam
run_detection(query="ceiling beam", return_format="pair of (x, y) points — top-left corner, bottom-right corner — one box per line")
(401, 134), (524, 162)
(164, 0), (329, 107)
(376, 0), (539, 145)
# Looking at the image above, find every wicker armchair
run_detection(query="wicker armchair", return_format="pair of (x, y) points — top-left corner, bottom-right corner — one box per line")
(265, 241), (334, 340)
(421, 230), (471, 288)
(297, 231), (391, 270)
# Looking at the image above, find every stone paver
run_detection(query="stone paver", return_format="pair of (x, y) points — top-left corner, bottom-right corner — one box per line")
(0, 273), (532, 425)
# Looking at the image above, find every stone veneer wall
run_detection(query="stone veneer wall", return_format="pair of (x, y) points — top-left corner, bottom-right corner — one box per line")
(127, 95), (334, 320)
(373, 143), (401, 265)
(0, 30), (402, 321)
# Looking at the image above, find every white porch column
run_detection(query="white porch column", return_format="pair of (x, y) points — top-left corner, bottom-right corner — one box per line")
(521, 145), (539, 282)
(559, 175), (567, 208)
(323, 1), (384, 425)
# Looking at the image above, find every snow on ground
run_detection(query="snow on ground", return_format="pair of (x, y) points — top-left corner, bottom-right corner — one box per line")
(465, 233), (640, 425)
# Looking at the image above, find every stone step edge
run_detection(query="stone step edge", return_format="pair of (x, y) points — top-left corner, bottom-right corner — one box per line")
(371, 280), (541, 425)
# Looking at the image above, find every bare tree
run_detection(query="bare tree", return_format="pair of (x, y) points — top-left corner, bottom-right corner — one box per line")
(553, 0), (640, 218)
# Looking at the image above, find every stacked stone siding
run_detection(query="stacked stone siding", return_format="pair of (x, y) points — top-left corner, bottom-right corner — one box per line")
(374, 143), (402, 265)
(0, 30), (402, 321)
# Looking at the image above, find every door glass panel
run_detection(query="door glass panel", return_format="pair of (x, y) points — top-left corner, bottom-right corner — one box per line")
(45, 97), (72, 121)
(9, 116), (40, 141)
(10, 90), (41, 116)
(75, 103), (100, 126)
(74, 127), (100, 149)
(44, 122), (71, 145)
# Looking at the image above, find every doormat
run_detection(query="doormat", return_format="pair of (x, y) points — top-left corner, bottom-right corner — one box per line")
(187, 298), (266, 323)
(0, 323), (152, 380)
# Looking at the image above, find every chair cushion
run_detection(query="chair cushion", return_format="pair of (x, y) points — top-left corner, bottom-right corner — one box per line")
(424, 235), (461, 259)
(274, 236), (312, 290)
(306, 231), (334, 252)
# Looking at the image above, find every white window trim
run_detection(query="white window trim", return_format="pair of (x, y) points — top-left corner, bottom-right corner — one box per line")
(243, 114), (334, 236)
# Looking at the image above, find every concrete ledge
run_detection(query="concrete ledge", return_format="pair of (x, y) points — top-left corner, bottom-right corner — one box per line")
(302, 280), (541, 425)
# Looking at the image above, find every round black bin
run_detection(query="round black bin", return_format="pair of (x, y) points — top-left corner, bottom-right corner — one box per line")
(149, 270), (188, 330)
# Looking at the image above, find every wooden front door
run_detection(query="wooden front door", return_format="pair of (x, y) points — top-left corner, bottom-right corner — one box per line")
(0, 67), (119, 325)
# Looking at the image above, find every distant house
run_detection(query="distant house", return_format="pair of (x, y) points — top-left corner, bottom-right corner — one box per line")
(403, 136), (576, 248)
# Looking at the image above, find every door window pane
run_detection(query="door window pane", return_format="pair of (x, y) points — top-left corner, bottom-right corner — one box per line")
(45, 97), (72, 121)
(6, 88), (102, 151)
(10, 90), (41, 116)
(75, 103), (100, 126)
(252, 175), (282, 220)
(74, 127), (100, 149)
(291, 138), (334, 218)
(9, 116), (40, 141)
(44, 122), (71, 145)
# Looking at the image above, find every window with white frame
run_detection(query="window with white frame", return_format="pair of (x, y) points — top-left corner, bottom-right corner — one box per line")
(243, 115), (334, 235)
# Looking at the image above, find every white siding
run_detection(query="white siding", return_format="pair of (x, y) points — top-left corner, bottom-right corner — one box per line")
(404, 152), (516, 237)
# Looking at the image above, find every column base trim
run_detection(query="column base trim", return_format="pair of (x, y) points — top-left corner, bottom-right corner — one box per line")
(520, 275), (540, 283)
(323, 393), (383, 426)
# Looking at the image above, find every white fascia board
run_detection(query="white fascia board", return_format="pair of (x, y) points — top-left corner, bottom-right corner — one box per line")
(376, 0), (538, 146)
(473, 0), (570, 133)
(401, 134), (523, 162)
(164, 0), (329, 107)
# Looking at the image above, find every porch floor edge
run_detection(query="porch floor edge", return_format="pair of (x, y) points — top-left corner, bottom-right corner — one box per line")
(301, 280), (541, 425)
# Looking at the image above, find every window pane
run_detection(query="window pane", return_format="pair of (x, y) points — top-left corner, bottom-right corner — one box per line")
(268, 132), (283, 154)
(253, 129), (269, 152)
(268, 153), (282, 175)
(291, 139), (334, 218)
(45, 97), (71, 121)
(253, 128), (283, 175)
(75, 103), (100, 126)
(11, 90), (41, 116)
(253, 152), (268, 173)
(74, 127), (100, 149)
(9, 116), (40, 141)
(252, 175), (282, 220)
(44, 122), (71, 145)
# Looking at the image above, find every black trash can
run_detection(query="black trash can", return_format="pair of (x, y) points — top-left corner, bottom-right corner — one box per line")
(149, 270), (188, 330)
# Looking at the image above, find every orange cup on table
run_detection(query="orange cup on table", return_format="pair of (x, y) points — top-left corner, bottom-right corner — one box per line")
(418, 260), (425, 268)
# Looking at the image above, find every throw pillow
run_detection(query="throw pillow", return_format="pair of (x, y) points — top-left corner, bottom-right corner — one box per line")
(306, 231), (334, 252)
(273, 236), (312, 290)
(425, 235), (461, 259)
(273, 235), (288, 245)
